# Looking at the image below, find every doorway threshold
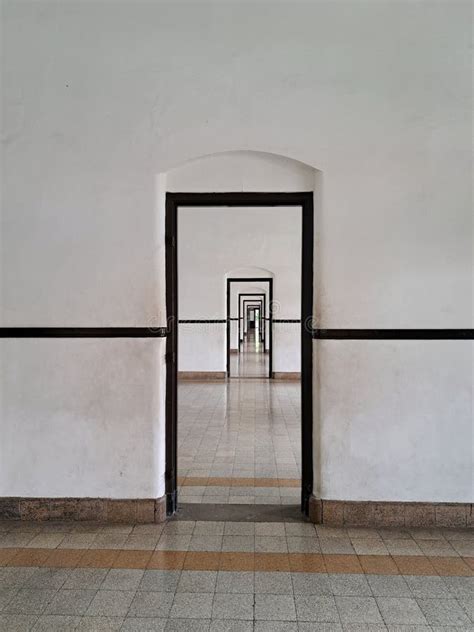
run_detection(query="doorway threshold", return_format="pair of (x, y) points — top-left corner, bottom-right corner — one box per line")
(170, 503), (306, 522)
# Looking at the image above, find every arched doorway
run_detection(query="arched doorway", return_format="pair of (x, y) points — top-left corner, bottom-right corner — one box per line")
(157, 151), (320, 517)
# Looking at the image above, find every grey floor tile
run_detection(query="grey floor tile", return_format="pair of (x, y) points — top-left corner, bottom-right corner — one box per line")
(25, 534), (65, 549)
(210, 620), (253, 632)
(0, 614), (38, 632)
(366, 575), (411, 598)
(216, 571), (254, 594)
(284, 523), (316, 537)
(458, 596), (473, 620)
(384, 541), (423, 556)
(319, 539), (355, 555)
(298, 624), (343, 632)
(376, 597), (427, 624)
(139, 571), (181, 593)
(177, 571), (217, 593)
(90, 535), (128, 550)
(31, 615), (81, 631)
(122, 535), (161, 551)
(170, 593), (213, 619)
(255, 594), (296, 621)
(442, 576), (474, 599)
(287, 537), (320, 553)
(63, 568), (108, 590)
(24, 568), (71, 590)
(254, 622), (298, 631)
(128, 591), (174, 618)
(329, 574), (372, 596)
(255, 571), (293, 594)
(0, 568), (37, 589)
(58, 534), (97, 549)
(295, 595), (340, 622)
(223, 523), (255, 536)
(335, 597), (383, 624)
(255, 523), (286, 536)
(45, 588), (96, 615)
(343, 626), (388, 632)
(0, 587), (19, 611)
(166, 619), (210, 631)
(351, 539), (389, 556)
(404, 576), (452, 599)
(255, 536), (288, 552)
(194, 522), (225, 536)
(162, 523), (195, 536)
(291, 573), (332, 596)
(102, 569), (144, 592)
(188, 536), (223, 552)
(86, 589), (135, 617)
(222, 536), (255, 552)
(76, 616), (124, 631)
(3, 589), (57, 615)
(212, 593), (254, 620)
(416, 598), (471, 625)
(157, 536), (192, 551)
(121, 617), (167, 631)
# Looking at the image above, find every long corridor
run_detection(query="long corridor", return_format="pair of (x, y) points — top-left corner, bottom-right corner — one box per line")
(229, 331), (269, 379)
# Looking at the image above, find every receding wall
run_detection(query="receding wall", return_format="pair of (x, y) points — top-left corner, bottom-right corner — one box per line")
(1, 1), (472, 509)
(178, 207), (301, 374)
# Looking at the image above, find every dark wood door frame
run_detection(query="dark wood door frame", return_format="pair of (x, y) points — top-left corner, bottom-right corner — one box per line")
(238, 293), (266, 345)
(165, 191), (314, 516)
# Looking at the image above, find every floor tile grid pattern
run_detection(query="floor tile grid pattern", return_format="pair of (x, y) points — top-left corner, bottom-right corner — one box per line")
(178, 381), (301, 482)
(0, 566), (472, 630)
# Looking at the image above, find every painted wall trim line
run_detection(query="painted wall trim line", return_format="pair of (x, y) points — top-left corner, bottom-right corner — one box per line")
(2, 328), (469, 339)
(0, 327), (168, 338)
(274, 319), (301, 323)
(311, 329), (474, 340)
(178, 320), (226, 324)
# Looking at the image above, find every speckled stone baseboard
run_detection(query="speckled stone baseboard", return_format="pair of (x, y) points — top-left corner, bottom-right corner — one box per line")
(178, 371), (227, 380)
(308, 496), (472, 528)
(273, 372), (301, 380)
(0, 496), (166, 523)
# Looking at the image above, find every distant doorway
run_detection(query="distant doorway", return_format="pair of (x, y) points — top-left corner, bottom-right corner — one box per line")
(227, 278), (272, 379)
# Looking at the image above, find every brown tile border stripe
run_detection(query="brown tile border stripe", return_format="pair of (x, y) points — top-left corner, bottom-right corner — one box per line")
(0, 549), (472, 575)
(179, 477), (300, 488)
(308, 496), (473, 528)
(0, 496), (166, 523)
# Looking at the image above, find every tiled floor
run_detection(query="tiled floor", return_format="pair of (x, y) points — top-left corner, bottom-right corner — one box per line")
(178, 373), (300, 507)
(0, 519), (472, 630)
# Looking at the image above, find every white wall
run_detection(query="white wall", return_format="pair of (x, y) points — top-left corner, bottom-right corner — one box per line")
(178, 207), (301, 373)
(1, 1), (471, 503)
(0, 339), (166, 498)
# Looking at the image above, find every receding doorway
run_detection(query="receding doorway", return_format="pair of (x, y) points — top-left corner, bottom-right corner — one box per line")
(228, 279), (272, 379)
(165, 192), (314, 517)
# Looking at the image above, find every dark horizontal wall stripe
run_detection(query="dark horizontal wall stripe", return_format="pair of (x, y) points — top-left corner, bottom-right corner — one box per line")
(0, 327), (168, 338)
(2, 327), (471, 339)
(312, 329), (474, 340)
(179, 320), (226, 324)
(273, 319), (301, 323)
